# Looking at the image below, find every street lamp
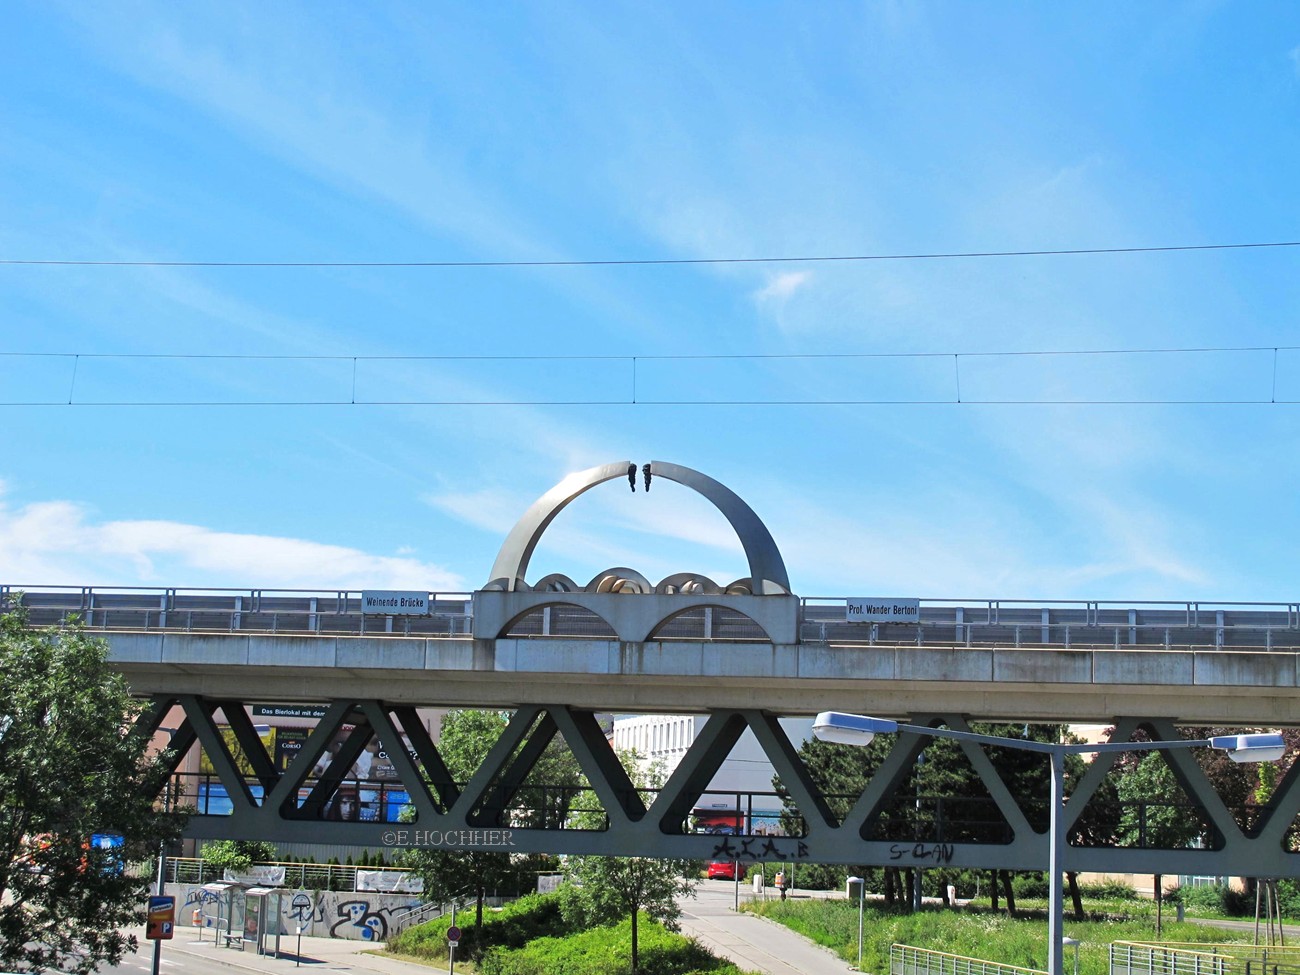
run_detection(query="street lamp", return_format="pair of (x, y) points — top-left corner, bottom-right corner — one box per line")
(812, 711), (1285, 975)
(846, 875), (865, 971)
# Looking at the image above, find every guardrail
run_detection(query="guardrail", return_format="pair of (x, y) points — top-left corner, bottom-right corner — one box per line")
(4, 585), (1300, 650)
(892, 942), (1045, 975)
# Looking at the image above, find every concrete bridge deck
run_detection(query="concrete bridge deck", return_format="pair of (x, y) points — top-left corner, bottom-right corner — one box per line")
(105, 631), (1300, 725)
(9, 585), (1300, 723)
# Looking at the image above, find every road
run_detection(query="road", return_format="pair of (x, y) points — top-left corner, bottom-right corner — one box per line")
(98, 945), (241, 975)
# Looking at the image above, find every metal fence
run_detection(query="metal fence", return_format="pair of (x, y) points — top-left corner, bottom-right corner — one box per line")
(5, 584), (1300, 650)
(892, 942), (1046, 975)
(1111, 943), (1300, 975)
(164, 857), (415, 891)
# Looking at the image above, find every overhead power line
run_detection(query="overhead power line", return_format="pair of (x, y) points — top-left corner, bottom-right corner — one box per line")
(2, 240), (1300, 269)
(0, 346), (1297, 407)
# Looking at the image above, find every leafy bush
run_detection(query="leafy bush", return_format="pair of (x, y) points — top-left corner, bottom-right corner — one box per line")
(1077, 879), (1138, 900)
(200, 839), (277, 872)
(1174, 883), (1256, 917)
(1010, 872), (1048, 899)
(477, 915), (747, 975)
(388, 891), (566, 960)
(1275, 879), (1300, 917)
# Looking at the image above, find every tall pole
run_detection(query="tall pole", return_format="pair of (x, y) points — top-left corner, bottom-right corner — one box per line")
(1047, 748), (1066, 975)
(857, 885), (865, 972)
(152, 776), (171, 975)
(151, 844), (165, 975)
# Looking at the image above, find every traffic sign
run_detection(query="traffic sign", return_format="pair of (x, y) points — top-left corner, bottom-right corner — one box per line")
(447, 924), (462, 946)
(146, 896), (175, 940)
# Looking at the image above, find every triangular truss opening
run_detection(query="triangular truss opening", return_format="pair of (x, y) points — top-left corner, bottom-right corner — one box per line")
(1067, 720), (1228, 852)
(809, 716), (1038, 847)
(643, 711), (830, 842)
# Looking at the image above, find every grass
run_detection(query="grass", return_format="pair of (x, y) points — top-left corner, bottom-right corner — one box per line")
(386, 892), (758, 975)
(742, 898), (1264, 975)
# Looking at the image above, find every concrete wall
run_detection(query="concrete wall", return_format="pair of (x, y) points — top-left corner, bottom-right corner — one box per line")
(177, 883), (423, 942)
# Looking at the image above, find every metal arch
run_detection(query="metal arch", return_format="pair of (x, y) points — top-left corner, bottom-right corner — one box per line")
(485, 461), (634, 591)
(484, 459), (791, 595)
(648, 461), (790, 595)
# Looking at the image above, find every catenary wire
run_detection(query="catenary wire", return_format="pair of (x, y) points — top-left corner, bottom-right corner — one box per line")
(0, 346), (1294, 406)
(3, 240), (1300, 268)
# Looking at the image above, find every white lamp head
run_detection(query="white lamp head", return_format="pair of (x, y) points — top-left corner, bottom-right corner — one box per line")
(812, 711), (899, 746)
(1208, 733), (1286, 763)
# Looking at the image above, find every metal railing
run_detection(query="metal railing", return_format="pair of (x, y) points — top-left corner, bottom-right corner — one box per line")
(892, 942), (1046, 975)
(1111, 944), (1300, 975)
(165, 856), (416, 891)
(1, 585), (473, 637)
(4, 585), (1300, 650)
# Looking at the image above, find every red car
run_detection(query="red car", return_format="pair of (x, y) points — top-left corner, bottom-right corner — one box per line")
(707, 860), (746, 881)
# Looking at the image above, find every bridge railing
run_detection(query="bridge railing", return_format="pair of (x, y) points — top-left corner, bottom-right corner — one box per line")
(4, 585), (1299, 650)
(800, 597), (1300, 651)
(1, 585), (474, 637)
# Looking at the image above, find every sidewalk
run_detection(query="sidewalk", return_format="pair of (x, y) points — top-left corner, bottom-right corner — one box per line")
(141, 926), (438, 975)
(677, 884), (858, 975)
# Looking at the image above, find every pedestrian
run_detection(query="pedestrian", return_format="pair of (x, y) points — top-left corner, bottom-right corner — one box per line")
(775, 869), (786, 900)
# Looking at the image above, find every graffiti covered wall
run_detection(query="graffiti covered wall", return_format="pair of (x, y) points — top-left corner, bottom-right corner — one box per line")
(177, 883), (422, 942)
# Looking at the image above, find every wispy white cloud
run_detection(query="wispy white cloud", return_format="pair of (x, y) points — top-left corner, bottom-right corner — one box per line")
(773, 497), (1207, 600)
(424, 487), (531, 538)
(754, 271), (813, 304)
(0, 489), (464, 591)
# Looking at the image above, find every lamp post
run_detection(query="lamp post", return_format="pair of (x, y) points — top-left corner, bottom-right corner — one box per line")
(846, 875), (865, 971)
(812, 712), (1285, 975)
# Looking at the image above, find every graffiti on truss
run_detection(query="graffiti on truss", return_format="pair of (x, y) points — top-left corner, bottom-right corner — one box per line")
(709, 835), (809, 862)
(889, 842), (955, 864)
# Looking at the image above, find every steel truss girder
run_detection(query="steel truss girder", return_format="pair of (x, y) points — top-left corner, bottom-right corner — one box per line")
(144, 698), (1300, 877)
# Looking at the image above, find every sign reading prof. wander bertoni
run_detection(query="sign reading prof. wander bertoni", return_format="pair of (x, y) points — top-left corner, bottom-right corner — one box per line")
(847, 598), (920, 623)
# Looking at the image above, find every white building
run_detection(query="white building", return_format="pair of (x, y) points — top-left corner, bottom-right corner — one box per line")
(610, 714), (814, 832)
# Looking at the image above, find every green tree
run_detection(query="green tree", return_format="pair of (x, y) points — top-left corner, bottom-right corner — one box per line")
(200, 839), (278, 873)
(1116, 752), (1203, 850)
(560, 755), (697, 974)
(0, 608), (185, 974)
(401, 709), (579, 931)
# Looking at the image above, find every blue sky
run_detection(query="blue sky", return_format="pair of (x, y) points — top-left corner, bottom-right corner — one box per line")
(2, 3), (1299, 603)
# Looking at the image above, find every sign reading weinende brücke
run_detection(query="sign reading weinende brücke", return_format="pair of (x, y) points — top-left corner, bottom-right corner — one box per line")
(361, 590), (430, 615)
(847, 598), (920, 623)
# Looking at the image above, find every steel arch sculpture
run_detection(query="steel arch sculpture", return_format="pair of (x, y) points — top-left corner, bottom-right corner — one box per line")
(483, 460), (791, 595)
